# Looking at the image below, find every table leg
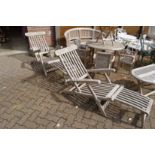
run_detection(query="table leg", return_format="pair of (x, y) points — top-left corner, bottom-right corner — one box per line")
(144, 90), (155, 97)
(138, 81), (144, 95)
(138, 80), (155, 97)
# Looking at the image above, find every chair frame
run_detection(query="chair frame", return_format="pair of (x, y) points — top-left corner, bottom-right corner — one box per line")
(25, 31), (66, 76)
(88, 51), (116, 83)
(119, 47), (138, 71)
(64, 27), (101, 46)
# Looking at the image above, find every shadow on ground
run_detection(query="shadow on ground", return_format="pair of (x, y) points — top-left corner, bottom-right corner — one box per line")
(9, 53), (67, 93)
(63, 92), (142, 128)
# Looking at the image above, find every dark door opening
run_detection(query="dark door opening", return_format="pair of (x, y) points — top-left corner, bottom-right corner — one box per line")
(0, 26), (28, 51)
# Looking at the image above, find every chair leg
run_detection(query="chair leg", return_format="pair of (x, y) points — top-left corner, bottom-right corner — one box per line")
(104, 73), (111, 83)
(150, 55), (153, 64)
(140, 55), (144, 66)
(141, 113), (147, 128)
(139, 81), (143, 95)
(96, 100), (111, 117)
(41, 63), (47, 77)
(95, 100), (107, 117)
(136, 54), (141, 66)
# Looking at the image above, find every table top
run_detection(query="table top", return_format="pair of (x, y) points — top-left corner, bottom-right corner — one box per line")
(132, 64), (155, 84)
(87, 41), (125, 51)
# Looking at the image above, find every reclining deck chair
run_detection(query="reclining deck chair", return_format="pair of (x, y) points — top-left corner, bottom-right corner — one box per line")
(55, 45), (154, 127)
(25, 31), (66, 76)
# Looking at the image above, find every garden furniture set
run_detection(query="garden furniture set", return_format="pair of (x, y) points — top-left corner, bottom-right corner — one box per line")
(25, 27), (155, 128)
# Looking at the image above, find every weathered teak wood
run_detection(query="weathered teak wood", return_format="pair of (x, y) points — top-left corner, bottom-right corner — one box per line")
(25, 31), (49, 52)
(88, 51), (116, 83)
(64, 28), (101, 68)
(87, 41), (125, 51)
(55, 45), (154, 128)
(132, 64), (155, 96)
(25, 31), (66, 76)
(119, 47), (138, 71)
(64, 28), (101, 46)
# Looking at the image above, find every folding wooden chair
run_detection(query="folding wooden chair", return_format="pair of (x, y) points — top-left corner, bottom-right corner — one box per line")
(55, 45), (153, 127)
(25, 31), (66, 76)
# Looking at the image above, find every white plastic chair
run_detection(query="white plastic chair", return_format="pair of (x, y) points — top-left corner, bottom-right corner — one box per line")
(132, 64), (155, 97)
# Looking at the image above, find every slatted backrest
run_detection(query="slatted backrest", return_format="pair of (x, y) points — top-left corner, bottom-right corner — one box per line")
(94, 51), (113, 68)
(79, 28), (93, 39)
(93, 30), (102, 40)
(69, 29), (80, 40)
(25, 31), (49, 52)
(64, 28), (80, 46)
(64, 28), (101, 46)
(55, 45), (89, 80)
(79, 28), (101, 40)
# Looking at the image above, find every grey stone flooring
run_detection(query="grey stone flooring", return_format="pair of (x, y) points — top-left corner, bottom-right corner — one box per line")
(0, 53), (155, 129)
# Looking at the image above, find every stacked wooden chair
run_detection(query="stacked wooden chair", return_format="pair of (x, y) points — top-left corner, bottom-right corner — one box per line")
(55, 45), (153, 127)
(119, 47), (138, 71)
(25, 31), (66, 76)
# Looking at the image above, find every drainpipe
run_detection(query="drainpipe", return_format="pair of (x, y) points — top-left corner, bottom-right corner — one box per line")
(138, 26), (144, 39)
(50, 26), (56, 47)
(55, 26), (61, 48)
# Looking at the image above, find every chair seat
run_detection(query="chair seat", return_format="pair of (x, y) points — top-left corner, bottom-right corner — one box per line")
(73, 82), (153, 114)
(120, 56), (134, 65)
(115, 88), (153, 114)
(45, 57), (67, 74)
(44, 56), (60, 64)
(74, 82), (119, 99)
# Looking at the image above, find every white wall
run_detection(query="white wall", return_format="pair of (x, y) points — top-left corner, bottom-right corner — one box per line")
(148, 26), (155, 38)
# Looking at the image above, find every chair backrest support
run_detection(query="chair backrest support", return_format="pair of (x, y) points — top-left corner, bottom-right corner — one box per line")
(94, 51), (113, 69)
(25, 31), (49, 52)
(55, 45), (89, 80)
(64, 28), (101, 46)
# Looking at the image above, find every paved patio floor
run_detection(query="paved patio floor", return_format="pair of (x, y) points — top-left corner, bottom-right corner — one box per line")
(0, 53), (155, 129)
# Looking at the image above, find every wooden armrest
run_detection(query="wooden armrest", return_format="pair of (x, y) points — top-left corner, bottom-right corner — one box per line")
(39, 50), (49, 55)
(111, 56), (115, 63)
(120, 54), (135, 58)
(65, 79), (101, 84)
(46, 58), (60, 64)
(87, 68), (116, 73)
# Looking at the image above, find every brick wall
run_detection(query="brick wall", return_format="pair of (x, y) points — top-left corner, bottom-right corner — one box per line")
(27, 26), (56, 47)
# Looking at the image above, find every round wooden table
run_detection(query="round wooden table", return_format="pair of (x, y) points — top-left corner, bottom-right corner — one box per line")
(87, 40), (125, 51)
(87, 40), (125, 69)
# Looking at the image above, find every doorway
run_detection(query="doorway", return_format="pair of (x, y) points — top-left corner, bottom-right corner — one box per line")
(0, 26), (29, 54)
